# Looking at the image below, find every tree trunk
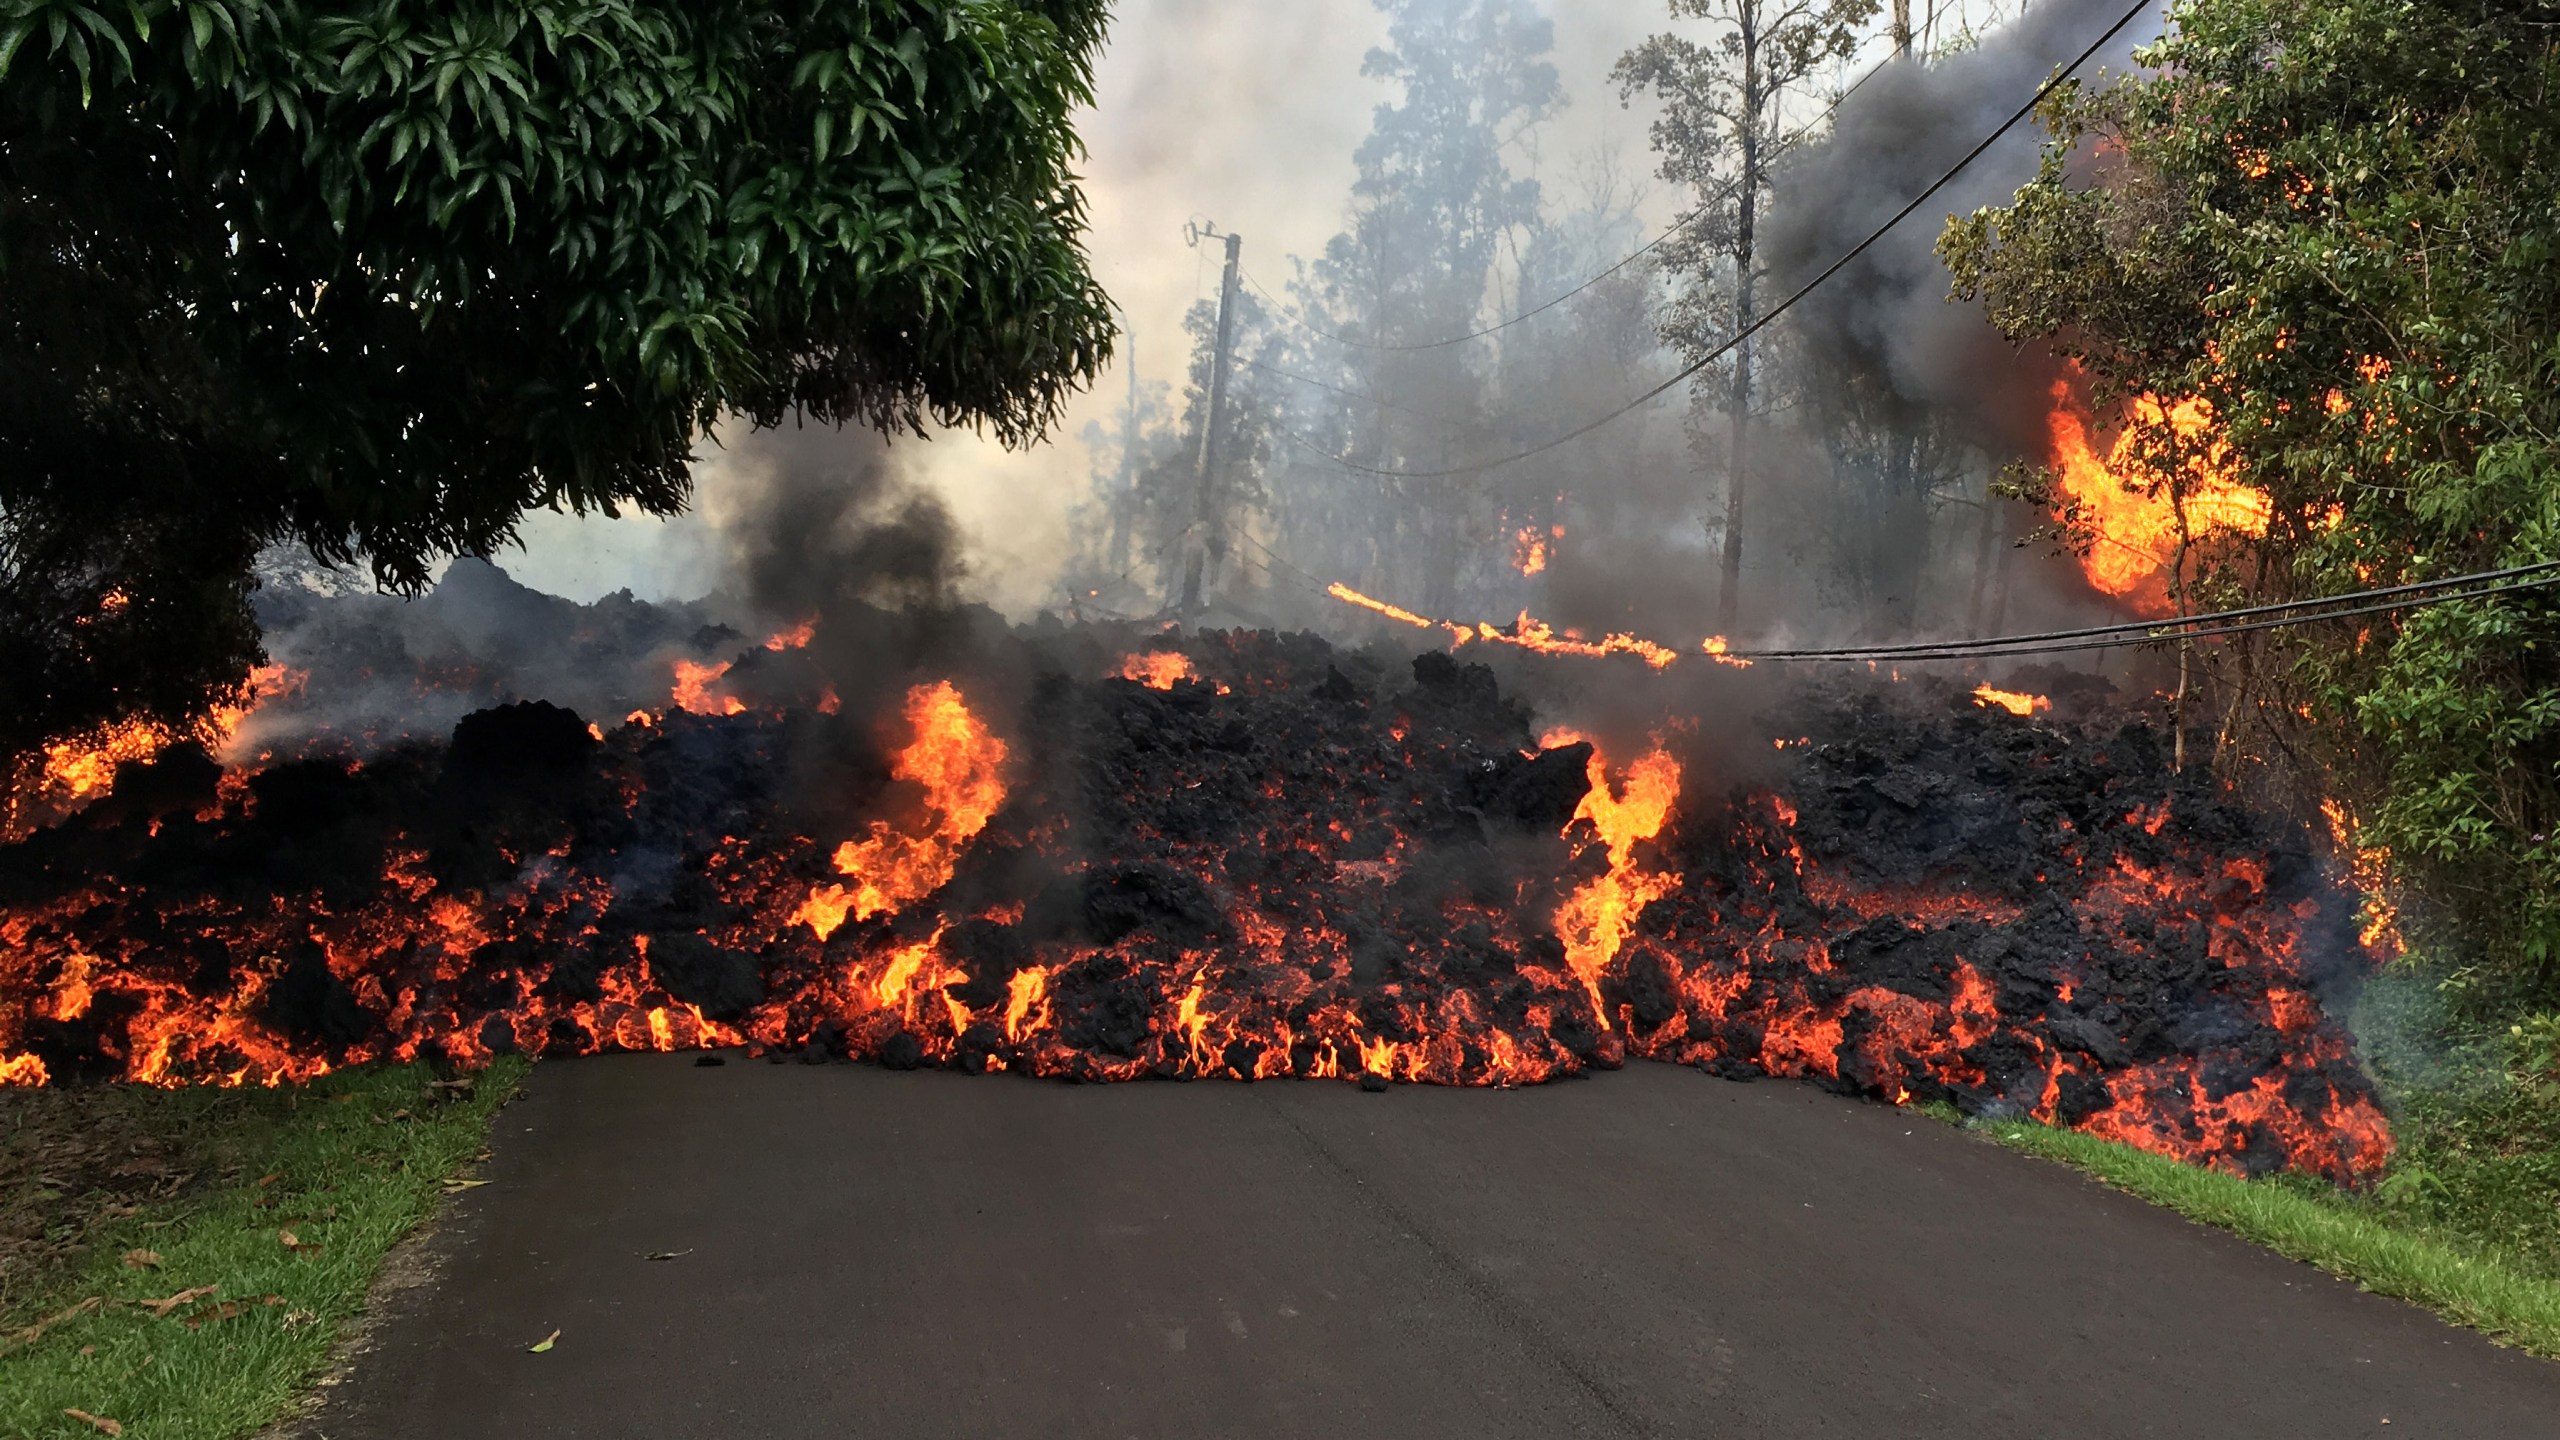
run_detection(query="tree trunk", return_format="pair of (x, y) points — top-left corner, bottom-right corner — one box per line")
(1717, 11), (1763, 636)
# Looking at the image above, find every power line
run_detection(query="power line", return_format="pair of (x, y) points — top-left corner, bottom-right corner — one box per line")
(1246, 30), (1908, 356)
(1270, 0), (2157, 482)
(1738, 562), (2560, 660)
(1239, 355), (1464, 430)
(1720, 566), (2560, 666)
(1741, 572), (2560, 663)
(1295, 553), (2560, 665)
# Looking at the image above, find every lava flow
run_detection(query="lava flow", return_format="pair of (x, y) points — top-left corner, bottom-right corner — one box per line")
(0, 630), (2391, 1185)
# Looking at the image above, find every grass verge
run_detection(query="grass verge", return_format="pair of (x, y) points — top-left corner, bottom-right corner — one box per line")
(1944, 1105), (2560, 1360)
(0, 1060), (525, 1440)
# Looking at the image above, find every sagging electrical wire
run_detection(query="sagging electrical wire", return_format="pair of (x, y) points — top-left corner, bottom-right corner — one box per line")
(1738, 561), (2560, 661)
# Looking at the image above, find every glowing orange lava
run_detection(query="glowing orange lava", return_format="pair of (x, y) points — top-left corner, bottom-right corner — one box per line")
(9, 663), (305, 834)
(1546, 731), (1683, 1027)
(671, 659), (746, 716)
(1117, 652), (1197, 689)
(1972, 685), (2050, 717)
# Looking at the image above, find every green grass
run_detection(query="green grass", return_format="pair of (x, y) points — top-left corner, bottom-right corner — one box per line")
(0, 1060), (525, 1440)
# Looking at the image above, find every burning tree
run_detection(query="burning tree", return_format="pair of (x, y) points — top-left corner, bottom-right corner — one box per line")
(1940, 0), (2560, 1006)
(0, 0), (1114, 762)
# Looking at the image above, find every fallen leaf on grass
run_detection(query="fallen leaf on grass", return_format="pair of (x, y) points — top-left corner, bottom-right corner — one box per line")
(1, 1296), (102, 1355)
(62, 1409), (122, 1436)
(120, 1249), (161, 1271)
(181, 1296), (284, 1331)
(256, 1171), (283, 1188)
(134, 1286), (217, 1319)
(278, 1228), (323, 1253)
(183, 1301), (246, 1330)
(528, 1329), (560, 1353)
(643, 1249), (693, 1262)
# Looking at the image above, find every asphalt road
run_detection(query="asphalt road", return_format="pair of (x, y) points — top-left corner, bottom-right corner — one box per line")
(308, 1055), (2560, 1439)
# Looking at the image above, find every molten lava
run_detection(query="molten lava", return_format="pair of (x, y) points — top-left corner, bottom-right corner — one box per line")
(1972, 685), (2050, 717)
(1547, 733), (1682, 1026)
(1117, 652), (1197, 690)
(5, 664), (305, 837)
(2046, 381), (2272, 610)
(670, 659), (746, 716)
(0, 633), (2393, 1187)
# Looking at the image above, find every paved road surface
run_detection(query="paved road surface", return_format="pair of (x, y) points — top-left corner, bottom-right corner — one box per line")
(308, 1056), (2560, 1438)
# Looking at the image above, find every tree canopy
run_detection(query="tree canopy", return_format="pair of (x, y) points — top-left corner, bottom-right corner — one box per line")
(1941, 0), (2560, 1001)
(0, 0), (1113, 754)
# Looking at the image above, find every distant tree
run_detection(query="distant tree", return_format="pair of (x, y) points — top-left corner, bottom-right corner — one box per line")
(0, 0), (1113, 757)
(1286, 0), (1560, 615)
(1617, 0), (1877, 630)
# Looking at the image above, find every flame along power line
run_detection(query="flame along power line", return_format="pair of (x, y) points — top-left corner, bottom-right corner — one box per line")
(1260, 0), (2159, 483)
(1296, 560), (2560, 667)
(1241, 30), (1908, 357)
(1741, 561), (2560, 660)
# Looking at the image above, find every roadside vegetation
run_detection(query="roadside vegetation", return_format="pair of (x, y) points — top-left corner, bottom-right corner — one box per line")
(0, 1061), (524, 1440)
(1936, 0), (2560, 1353)
(1927, 963), (2560, 1358)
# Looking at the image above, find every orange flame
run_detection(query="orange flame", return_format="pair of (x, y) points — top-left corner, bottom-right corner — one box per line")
(1972, 685), (2050, 717)
(2320, 798), (2403, 958)
(1511, 524), (1563, 576)
(1328, 583), (1435, 628)
(15, 663), (304, 823)
(763, 617), (818, 651)
(670, 659), (745, 716)
(792, 681), (1009, 940)
(1552, 738), (1683, 1028)
(2047, 382), (2272, 609)
(1325, 585), (1745, 673)
(1117, 652), (1196, 689)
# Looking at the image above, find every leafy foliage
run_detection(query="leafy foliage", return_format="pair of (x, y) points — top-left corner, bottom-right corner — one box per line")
(1940, 0), (2560, 1003)
(0, 0), (1112, 754)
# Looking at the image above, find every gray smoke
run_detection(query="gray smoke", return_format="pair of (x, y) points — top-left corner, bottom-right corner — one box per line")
(704, 422), (967, 625)
(1761, 0), (2160, 456)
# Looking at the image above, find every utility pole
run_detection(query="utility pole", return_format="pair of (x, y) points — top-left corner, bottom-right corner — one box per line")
(1176, 222), (1243, 616)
